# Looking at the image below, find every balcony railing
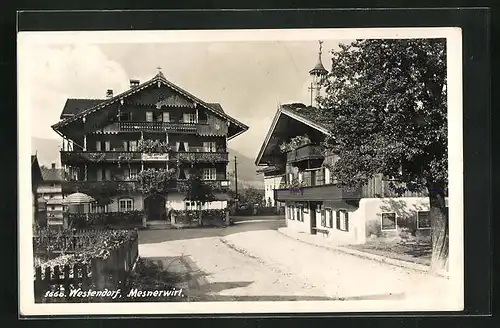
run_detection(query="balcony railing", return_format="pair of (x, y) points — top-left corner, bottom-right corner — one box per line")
(119, 121), (198, 133)
(173, 151), (229, 163)
(286, 145), (324, 163)
(176, 179), (230, 192)
(61, 151), (143, 164)
(62, 180), (142, 194)
(61, 151), (174, 164)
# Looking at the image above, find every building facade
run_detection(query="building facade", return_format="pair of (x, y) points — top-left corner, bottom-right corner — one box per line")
(37, 163), (65, 227)
(254, 44), (441, 245)
(257, 166), (285, 207)
(51, 71), (248, 225)
(31, 155), (44, 232)
(255, 103), (440, 245)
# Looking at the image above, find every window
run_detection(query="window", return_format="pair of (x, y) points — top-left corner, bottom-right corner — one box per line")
(336, 210), (349, 231)
(146, 112), (153, 122)
(296, 206), (303, 222)
(381, 212), (397, 230)
(324, 167), (331, 184)
(325, 208), (333, 228)
(129, 140), (137, 151)
(104, 141), (111, 151)
(96, 141), (101, 151)
(162, 112), (170, 122)
(91, 203), (108, 213)
(290, 206), (295, 220)
(417, 211), (432, 229)
(320, 209), (327, 227)
(119, 198), (134, 212)
(202, 168), (216, 180)
(183, 113), (197, 123)
(129, 168), (138, 180)
(120, 112), (131, 121)
(203, 141), (217, 152)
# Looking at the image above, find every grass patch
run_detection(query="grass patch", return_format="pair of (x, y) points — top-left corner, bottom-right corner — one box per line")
(346, 240), (432, 266)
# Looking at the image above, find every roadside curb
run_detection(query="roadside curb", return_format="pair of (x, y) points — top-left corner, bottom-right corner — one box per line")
(277, 228), (449, 279)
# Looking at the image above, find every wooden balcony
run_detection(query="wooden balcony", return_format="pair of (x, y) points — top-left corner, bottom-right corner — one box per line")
(274, 183), (361, 202)
(176, 179), (230, 192)
(119, 121), (198, 133)
(61, 151), (172, 164)
(62, 180), (141, 194)
(286, 145), (324, 163)
(61, 151), (143, 164)
(173, 151), (229, 163)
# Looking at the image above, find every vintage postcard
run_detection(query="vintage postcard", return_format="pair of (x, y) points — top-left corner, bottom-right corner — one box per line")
(18, 27), (463, 316)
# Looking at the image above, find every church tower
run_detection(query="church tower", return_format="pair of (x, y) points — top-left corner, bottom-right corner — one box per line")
(308, 40), (328, 107)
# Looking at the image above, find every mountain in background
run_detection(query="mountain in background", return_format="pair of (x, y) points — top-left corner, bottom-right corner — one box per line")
(31, 137), (264, 189)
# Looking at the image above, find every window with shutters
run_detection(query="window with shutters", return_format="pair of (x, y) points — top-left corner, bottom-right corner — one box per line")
(163, 112), (170, 122)
(325, 208), (333, 228)
(336, 210), (349, 231)
(320, 209), (327, 227)
(146, 112), (153, 122)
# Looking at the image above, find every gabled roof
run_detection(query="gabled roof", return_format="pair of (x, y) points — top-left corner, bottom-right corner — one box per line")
(52, 72), (248, 134)
(41, 167), (65, 182)
(60, 99), (105, 118)
(207, 103), (225, 114)
(254, 103), (331, 166)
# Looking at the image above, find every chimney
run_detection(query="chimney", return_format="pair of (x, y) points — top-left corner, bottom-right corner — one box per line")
(130, 79), (140, 88)
(106, 89), (113, 98)
(51, 163), (56, 169)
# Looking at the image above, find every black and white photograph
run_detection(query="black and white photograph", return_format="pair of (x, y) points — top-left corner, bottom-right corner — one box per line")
(18, 27), (463, 315)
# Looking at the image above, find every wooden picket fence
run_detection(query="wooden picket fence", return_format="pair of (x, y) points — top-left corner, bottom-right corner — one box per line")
(34, 231), (139, 303)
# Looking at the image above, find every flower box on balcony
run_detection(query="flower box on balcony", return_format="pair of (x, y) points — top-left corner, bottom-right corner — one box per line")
(141, 153), (169, 161)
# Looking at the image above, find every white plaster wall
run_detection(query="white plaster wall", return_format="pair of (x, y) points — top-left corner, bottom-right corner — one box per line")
(167, 193), (228, 210)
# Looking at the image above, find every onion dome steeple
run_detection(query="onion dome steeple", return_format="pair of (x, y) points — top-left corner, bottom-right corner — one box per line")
(309, 40), (328, 77)
(308, 40), (328, 107)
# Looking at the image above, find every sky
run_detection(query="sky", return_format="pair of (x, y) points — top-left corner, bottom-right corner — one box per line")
(21, 38), (345, 159)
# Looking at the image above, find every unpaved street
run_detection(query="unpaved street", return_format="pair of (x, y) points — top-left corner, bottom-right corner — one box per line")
(138, 217), (451, 304)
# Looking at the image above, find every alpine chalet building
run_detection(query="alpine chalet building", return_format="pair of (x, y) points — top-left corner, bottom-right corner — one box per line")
(52, 71), (248, 226)
(255, 42), (441, 245)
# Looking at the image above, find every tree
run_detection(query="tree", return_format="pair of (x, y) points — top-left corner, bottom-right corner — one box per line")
(183, 171), (216, 225)
(318, 39), (448, 272)
(241, 187), (265, 208)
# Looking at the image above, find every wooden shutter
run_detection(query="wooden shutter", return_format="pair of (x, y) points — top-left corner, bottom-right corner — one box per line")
(345, 211), (349, 231)
(336, 211), (340, 229)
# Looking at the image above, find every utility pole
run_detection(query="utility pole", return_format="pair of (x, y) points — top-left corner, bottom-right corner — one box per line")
(234, 156), (238, 201)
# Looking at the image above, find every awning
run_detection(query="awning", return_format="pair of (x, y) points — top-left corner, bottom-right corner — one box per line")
(61, 192), (95, 205)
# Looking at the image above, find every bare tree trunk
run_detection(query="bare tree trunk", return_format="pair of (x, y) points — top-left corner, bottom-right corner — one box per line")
(427, 181), (449, 273)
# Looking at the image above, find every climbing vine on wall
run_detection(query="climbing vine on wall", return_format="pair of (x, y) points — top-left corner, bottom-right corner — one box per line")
(137, 168), (176, 194)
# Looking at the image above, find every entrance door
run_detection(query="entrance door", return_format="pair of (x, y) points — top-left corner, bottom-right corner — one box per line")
(310, 203), (317, 234)
(144, 194), (166, 221)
